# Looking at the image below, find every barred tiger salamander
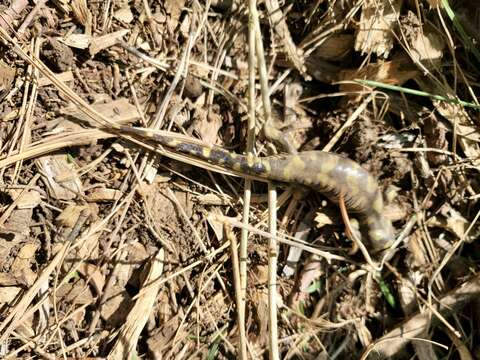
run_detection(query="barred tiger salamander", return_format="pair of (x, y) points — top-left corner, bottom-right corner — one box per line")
(117, 126), (395, 254)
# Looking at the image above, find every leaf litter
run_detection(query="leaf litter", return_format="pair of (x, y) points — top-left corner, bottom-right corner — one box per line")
(0, 1), (479, 359)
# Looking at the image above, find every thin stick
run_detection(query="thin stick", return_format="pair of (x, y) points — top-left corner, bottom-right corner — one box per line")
(266, 183), (279, 360)
(226, 225), (247, 359)
(239, 0), (258, 350)
(251, 3), (279, 357)
(338, 193), (379, 271)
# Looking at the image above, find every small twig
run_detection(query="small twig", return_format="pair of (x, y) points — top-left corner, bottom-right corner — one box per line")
(0, 173), (40, 226)
(164, 187), (227, 292)
(109, 249), (165, 357)
(216, 215), (349, 262)
(251, 2), (280, 358)
(133, 242), (230, 300)
(238, 0), (257, 353)
(266, 183), (279, 360)
(87, 191), (136, 335)
(165, 187), (209, 254)
(125, 70), (148, 126)
(428, 207), (480, 316)
(338, 193), (379, 272)
(225, 225), (248, 359)
(150, 30), (195, 129)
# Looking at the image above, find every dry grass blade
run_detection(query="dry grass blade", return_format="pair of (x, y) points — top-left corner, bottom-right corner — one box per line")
(225, 225), (248, 359)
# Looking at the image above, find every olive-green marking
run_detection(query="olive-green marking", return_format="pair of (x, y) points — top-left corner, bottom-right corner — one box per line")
(316, 173), (333, 190)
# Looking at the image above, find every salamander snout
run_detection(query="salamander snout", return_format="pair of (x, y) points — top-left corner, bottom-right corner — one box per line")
(366, 214), (395, 254)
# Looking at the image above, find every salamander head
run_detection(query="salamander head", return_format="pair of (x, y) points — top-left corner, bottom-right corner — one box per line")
(366, 214), (395, 254)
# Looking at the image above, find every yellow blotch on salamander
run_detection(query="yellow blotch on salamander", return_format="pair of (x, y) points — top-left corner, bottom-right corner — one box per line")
(345, 174), (360, 197)
(316, 173), (333, 190)
(202, 147), (211, 158)
(369, 228), (387, 243)
(320, 156), (338, 174)
(247, 153), (255, 168)
(282, 156), (306, 180)
(372, 195), (383, 213)
(303, 176), (315, 185)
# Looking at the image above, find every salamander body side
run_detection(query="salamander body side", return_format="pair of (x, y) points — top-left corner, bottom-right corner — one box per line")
(264, 152), (395, 252)
(117, 126), (395, 253)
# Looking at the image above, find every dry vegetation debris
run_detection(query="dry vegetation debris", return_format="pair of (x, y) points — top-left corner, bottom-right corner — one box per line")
(0, 0), (479, 359)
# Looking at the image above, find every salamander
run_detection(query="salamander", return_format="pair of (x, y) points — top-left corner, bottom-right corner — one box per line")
(116, 125), (395, 254)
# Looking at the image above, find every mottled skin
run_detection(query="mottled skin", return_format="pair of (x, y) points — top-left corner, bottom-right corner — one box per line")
(118, 126), (395, 253)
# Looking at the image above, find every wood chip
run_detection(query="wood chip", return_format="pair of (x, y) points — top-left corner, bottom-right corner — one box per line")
(410, 26), (445, 68)
(0, 60), (15, 100)
(114, 6), (134, 23)
(0, 287), (21, 304)
(10, 242), (39, 286)
(87, 188), (123, 202)
(36, 154), (83, 200)
(89, 29), (129, 56)
(38, 70), (74, 86)
(58, 33), (92, 49)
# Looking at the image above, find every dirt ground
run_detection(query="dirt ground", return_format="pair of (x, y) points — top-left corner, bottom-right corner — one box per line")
(0, 0), (479, 359)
